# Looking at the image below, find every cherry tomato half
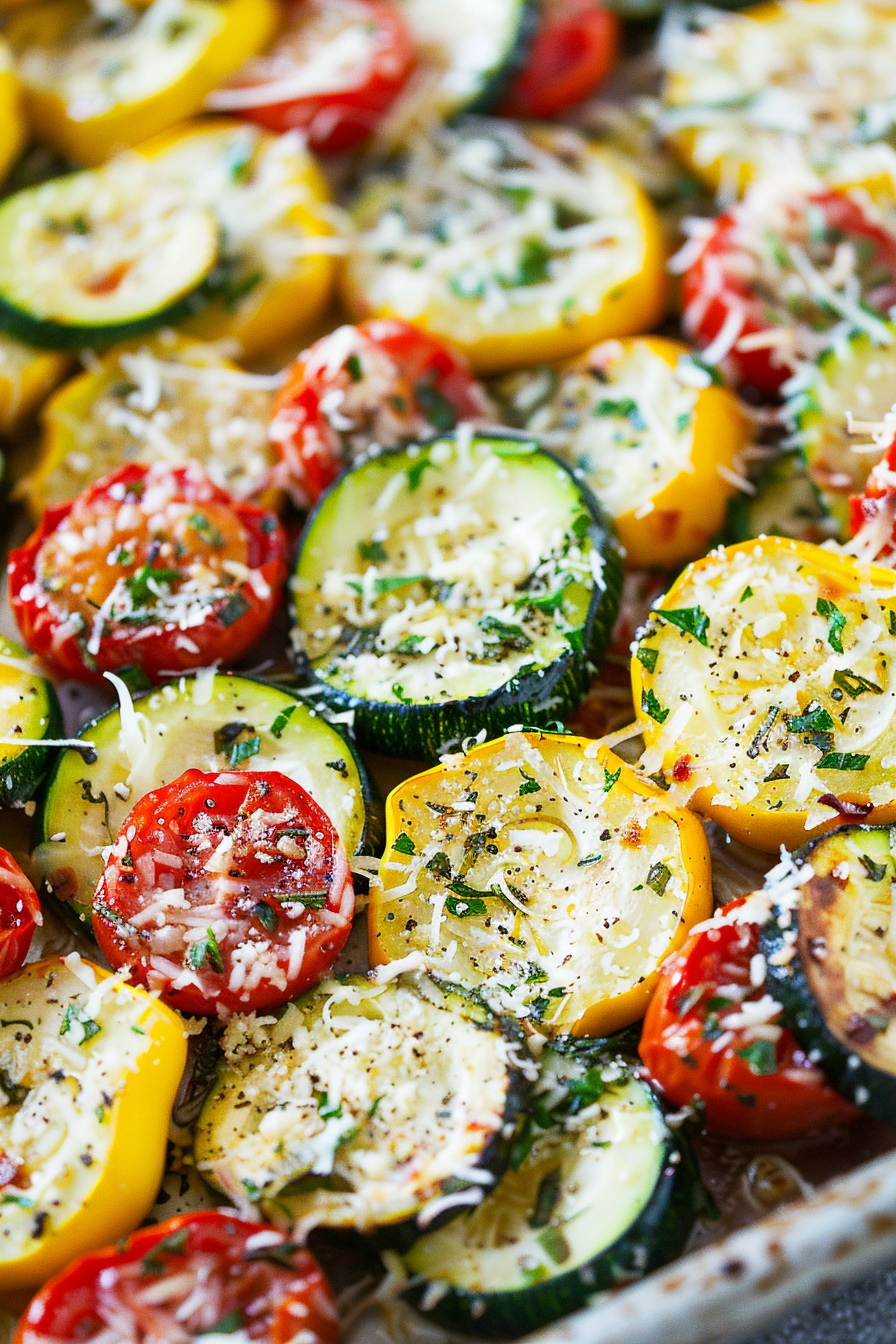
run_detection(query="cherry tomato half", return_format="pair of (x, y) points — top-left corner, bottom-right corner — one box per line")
(681, 189), (896, 398)
(500, 0), (619, 120)
(850, 433), (896, 562)
(93, 769), (354, 1017)
(269, 318), (493, 502)
(15, 1210), (339, 1344)
(9, 462), (288, 684)
(208, 0), (414, 154)
(0, 849), (39, 981)
(639, 897), (858, 1140)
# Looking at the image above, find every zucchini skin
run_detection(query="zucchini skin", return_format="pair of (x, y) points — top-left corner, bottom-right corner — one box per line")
(0, 285), (209, 352)
(0, 659), (62, 808)
(463, 0), (538, 114)
(292, 444), (623, 761)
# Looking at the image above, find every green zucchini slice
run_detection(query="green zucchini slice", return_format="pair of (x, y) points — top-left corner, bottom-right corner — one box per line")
(761, 825), (896, 1122)
(725, 451), (833, 545)
(0, 161), (218, 349)
(290, 432), (622, 759)
(33, 672), (377, 924)
(193, 972), (531, 1238)
(786, 327), (896, 537)
(402, 1044), (695, 1338)
(0, 634), (62, 806)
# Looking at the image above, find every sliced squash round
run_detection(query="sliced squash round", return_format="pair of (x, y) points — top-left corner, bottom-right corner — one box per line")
(632, 536), (896, 852)
(368, 732), (713, 1036)
(725, 449), (833, 545)
(0, 336), (69, 435)
(0, 158), (218, 349)
(0, 633), (62, 806)
(193, 972), (530, 1238)
(0, 39), (25, 187)
(343, 118), (667, 374)
(290, 432), (623, 760)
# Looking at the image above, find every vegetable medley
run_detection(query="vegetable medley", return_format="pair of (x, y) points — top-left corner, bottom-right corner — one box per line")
(1, 0), (896, 1339)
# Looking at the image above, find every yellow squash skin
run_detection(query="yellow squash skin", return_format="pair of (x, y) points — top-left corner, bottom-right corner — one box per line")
(6, 0), (278, 167)
(0, 958), (186, 1290)
(0, 339), (69, 437)
(368, 732), (712, 1037)
(0, 42), (25, 187)
(633, 536), (896, 852)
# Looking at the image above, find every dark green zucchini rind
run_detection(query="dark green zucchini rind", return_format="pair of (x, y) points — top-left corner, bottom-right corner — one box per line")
(464, 0), (538, 114)
(192, 972), (533, 1246)
(0, 285), (211, 352)
(759, 824), (896, 1123)
(725, 450), (833, 545)
(0, 635), (63, 806)
(401, 1042), (697, 1339)
(290, 433), (623, 761)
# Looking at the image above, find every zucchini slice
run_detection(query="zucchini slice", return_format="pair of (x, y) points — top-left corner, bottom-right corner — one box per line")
(33, 672), (377, 924)
(290, 432), (622, 760)
(402, 1044), (695, 1338)
(22, 332), (279, 516)
(369, 732), (713, 1036)
(761, 825), (896, 1122)
(0, 160), (218, 349)
(632, 536), (896, 852)
(0, 634), (62, 806)
(725, 450), (833, 545)
(786, 327), (896, 537)
(193, 972), (530, 1237)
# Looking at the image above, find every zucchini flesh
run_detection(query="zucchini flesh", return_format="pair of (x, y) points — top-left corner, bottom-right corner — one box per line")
(290, 432), (621, 759)
(192, 973), (529, 1236)
(392, 0), (533, 117)
(0, 161), (218, 348)
(725, 450), (832, 545)
(0, 634), (62, 806)
(33, 672), (375, 924)
(761, 825), (896, 1121)
(403, 1046), (693, 1338)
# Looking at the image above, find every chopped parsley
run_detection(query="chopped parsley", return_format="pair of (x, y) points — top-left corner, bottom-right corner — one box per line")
(659, 605), (711, 647)
(641, 688), (669, 724)
(816, 597), (847, 654)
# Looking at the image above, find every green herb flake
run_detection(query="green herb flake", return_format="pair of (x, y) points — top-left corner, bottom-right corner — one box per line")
(537, 1225), (571, 1265)
(269, 704), (296, 738)
(392, 832), (416, 856)
(218, 591), (251, 628)
(817, 752), (869, 771)
(816, 597), (847, 654)
(832, 668), (883, 698)
(735, 1039), (777, 1076)
(740, 586), (754, 602)
(358, 538), (387, 563)
(187, 512), (224, 549)
(188, 927), (225, 974)
(646, 861), (672, 897)
(254, 902), (279, 933)
(641, 688), (670, 725)
(659, 605), (711, 647)
(788, 701), (834, 734)
(577, 852), (602, 867)
(602, 765), (621, 793)
(637, 646), (659, 674)
(59, 1004), (100, 1044)
(406, 457), (432, 491)
(519, 773), (540, 796)
(345, 353), (363, 383)
(860, 853), (888, 882)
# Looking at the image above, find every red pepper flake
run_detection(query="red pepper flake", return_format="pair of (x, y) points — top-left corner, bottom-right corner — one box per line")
(672, 754), (692, 783)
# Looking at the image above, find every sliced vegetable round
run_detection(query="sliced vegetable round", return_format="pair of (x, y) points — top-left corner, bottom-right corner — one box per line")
(14, 1211), (338, 1344)
(269, 318), (493, 505)
(34, 672), (376, 924)
(0, 337), (69, 438)
(94, 768), (354, 1016)
(0, 957), (185, 1290)
(369, 732), (713, 1036)
(208, 0), (415, 154)
(193, 972), (530, 1236)
(760, 826), (896, 1122)
(640, 894), (858, 1140)
(23, 332), (280, 517)
(493, 336), (750, 569)
(725, 450), (831, 546)
(0, 159), (221, 349)
(402, 1046), (694, 1339)
(137, 118), (335, 359)
(787, 326), (896, 535)
(7, 0), (278, 166)
(0, 633), (62, 807)
(0, 40), (25, 188)
(0, 848), (40, 980)
(632, 536), (896, 852)
(500, 0), (619, 120)
(290, 432), (622, 759)
(343, 118), (667, 373)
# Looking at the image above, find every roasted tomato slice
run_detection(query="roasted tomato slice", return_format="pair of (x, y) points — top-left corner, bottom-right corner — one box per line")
(501, 0), (619, 120)
(850, 432), (896, 562)
(680, 188), (896, 398)
(207, 0), (414, 154)
(93, 769), (354, 1017)
(14, 1210), (339, 1344)
(269, 318), (493, 502)
(9, 462), (288, 684)
(0, 849), (39, 981)
(639, 897), (858, 1140)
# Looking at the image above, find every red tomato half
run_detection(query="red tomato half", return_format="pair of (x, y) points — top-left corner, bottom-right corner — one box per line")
(15, 1211), (339, 1344)
(501, 0), (619, 120)
(639, 898), (858, 1140)
(0, 849), (40, 981)
(681, 189), (896, 398)
(269, 319), (493, 502)
(207, 0), (414, 154)
(849, 433), (896, 562)
(9, 462), (288, 684)
(93, 769), (354, 1016)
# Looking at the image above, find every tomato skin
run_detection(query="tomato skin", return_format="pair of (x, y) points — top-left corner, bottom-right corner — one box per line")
(269, 319), (492, 502)
(501, 0), (619, 120)
(93, 768), (354, 1017)
(213, 0), (414, 154)
(639, 898), (859, 1140)
(8, 462), (288, 684)
(14, 1211), (339, 1344)
(849, 434), (896, 560)
(0, 849), (39, 981)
